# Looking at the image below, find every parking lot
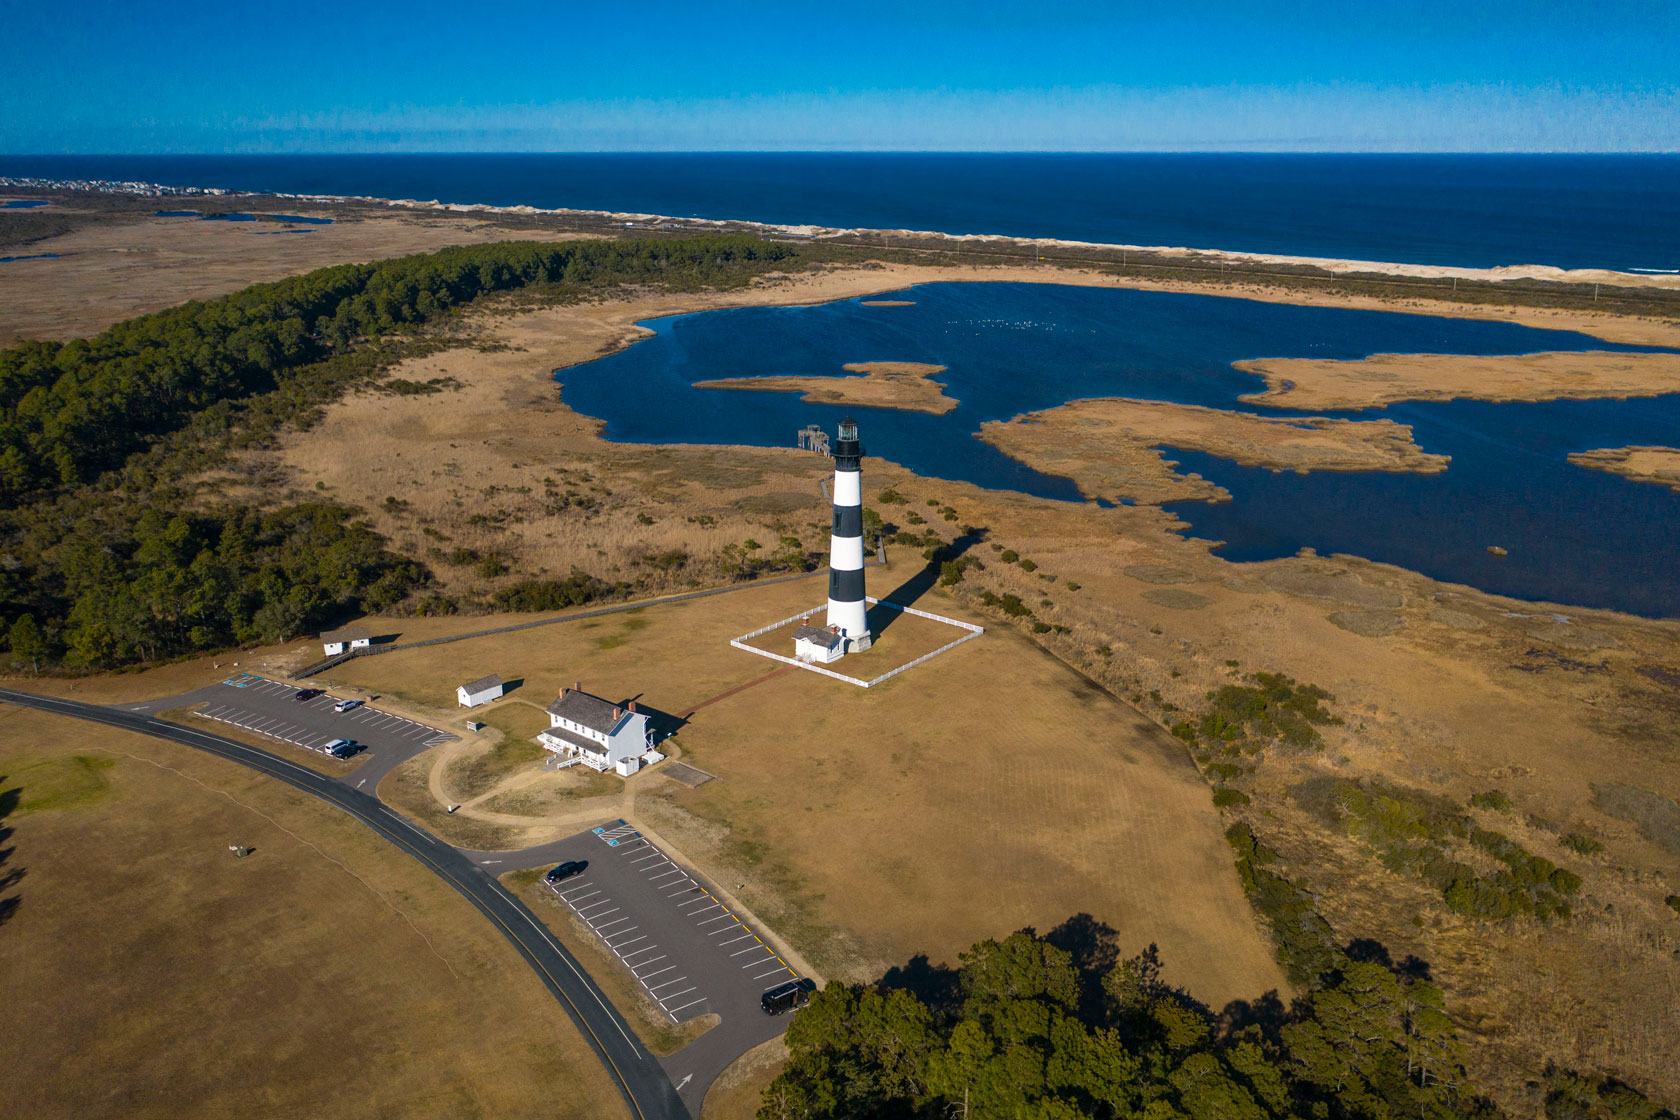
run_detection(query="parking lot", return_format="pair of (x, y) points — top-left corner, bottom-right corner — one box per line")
(150, 674), (455, 789)
(531, 821), (800, 1024)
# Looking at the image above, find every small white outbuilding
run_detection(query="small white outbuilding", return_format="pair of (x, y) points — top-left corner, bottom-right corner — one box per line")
(457, 674), (505, 708)
(321, 627), (372, 656)
(793, 620), (845, 664)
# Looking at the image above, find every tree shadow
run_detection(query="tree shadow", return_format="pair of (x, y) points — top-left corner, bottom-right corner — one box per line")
(1043, 913), (1124, 1023)
(1344, 936), (1433, 982)
(870, 527), (987, 639)
(0, 779), (19, 933)
(876, 953), (963, 1020)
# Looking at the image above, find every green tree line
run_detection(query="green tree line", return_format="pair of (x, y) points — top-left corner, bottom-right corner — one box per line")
(763, 926), (1671, 1120)
(0, 235), (793, 504)
(1, 235), (797, 670)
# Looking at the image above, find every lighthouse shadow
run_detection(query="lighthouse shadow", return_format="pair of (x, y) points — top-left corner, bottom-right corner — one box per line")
(870, 529), (987, 639)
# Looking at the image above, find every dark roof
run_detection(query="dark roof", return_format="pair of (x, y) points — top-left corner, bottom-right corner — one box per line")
(460, 674), (503, 694)
(321, 626), (371, 643)
(540, 725), (607, 755)
(793, 625), (841, 649)
(545, 689), (630, 734)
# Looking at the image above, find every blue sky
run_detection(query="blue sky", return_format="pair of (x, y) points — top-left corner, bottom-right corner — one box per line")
(3, 0), (1675, 152)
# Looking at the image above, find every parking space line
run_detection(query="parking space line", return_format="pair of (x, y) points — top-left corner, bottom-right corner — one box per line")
(637, 964), (675, 980)
(648, 977), (689, 994)
(696, 913), (735, 927)
(666, 997), (708, 1015)
(624, 949), (662, 965)
(657, 986), (697, 1003)
(576, 898), (615, 913)
(611, 935), (648, 950)
(582, 906), (621, 921)
(755, 966), (794, 979)
(740, 955), (776, 968)
(596, 918), (635, 933)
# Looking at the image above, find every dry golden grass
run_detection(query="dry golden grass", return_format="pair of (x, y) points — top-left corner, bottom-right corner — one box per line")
(854, 473), (1680, 1109)
(0, 210), (599, 343)
(702, 1038), (790, 1120)
(1567, 445), (1680, 492)
(314, 563), (1290, 1011)
(1237, 350), (1680, 410)
(0, 705), (627, 1120)
(980, 398), (1447, 506)
(694, 361), (958, 414)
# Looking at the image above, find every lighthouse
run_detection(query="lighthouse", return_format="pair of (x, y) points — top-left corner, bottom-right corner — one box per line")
(826, 417), (871, 652)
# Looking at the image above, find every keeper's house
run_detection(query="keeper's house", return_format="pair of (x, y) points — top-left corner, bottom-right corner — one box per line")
(540, 684), (651, 772)
(793, 619), (845, 664)
(457, 674), (505, 708)
(321, 627), (371, 656)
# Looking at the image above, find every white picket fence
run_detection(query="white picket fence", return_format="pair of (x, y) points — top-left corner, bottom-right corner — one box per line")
(729, 599), (983, 688)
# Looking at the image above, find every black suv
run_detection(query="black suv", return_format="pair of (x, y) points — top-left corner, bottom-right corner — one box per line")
(293, 688), (323, 702)
(545, 860), (587, 884)
(760, 978), (817, 1016)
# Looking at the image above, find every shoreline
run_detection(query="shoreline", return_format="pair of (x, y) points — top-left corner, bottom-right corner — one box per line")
(6, 174), (1677, 290)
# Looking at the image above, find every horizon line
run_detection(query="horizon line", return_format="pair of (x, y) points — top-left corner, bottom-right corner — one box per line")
(4, 149), (1680, 158)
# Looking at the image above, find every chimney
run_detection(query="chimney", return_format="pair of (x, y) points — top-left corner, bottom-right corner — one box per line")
(629, 700), (638, 713)
(614, 707), (623, 720)
(574, 680), (581, 692)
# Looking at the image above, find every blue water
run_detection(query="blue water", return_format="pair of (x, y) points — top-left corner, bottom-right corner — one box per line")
(195, 212), (334, 224)
(561, 282), (1680, 617)
(0, 253), (61, 264)
(1, 199), (49, 208)
(2, 154), (1676, 271)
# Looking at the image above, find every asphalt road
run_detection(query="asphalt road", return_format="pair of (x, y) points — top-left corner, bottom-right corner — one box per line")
(0, 686), (687, 1120)
(465, 823), (797, 1114)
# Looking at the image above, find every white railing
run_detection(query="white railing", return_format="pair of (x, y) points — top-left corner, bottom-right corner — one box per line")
(729, 599), (984, 688)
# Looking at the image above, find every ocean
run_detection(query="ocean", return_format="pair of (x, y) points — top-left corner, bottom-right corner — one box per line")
(4, 152), (1678, 272)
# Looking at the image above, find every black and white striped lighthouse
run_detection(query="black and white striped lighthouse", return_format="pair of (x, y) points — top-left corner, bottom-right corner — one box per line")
(826, 417), (871, 651)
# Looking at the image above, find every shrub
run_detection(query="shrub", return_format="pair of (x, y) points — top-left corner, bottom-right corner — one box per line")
(876, 488), (906, 504)
(1031, 621), (1052, 634)
(1065, 581), (1080, 591)
(1212, 787), (1251, 807)
(1470, 789), (1514, 812)
(1560, 832), (1604, 856)
(1019, 558), (1038, 572)
(999, 549), (1019, 564)
(1666, 895), (1680, 916)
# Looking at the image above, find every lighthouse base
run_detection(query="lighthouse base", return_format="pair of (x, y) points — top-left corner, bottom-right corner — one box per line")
(844, 632), (873, 653)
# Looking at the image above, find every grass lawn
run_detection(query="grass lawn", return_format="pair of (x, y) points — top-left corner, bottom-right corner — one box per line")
(328, 560), (1288, 1010)
(0, 705), (629, 1120)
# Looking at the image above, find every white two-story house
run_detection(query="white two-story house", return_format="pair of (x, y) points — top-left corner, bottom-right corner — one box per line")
(539, 683), (652, 772)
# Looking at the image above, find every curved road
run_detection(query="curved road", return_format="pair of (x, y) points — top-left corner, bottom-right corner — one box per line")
(0, 687), (687, 1120)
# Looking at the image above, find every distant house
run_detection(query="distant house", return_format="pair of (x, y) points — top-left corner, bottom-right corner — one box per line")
(539, 683), (652, 773)
(321, 627), (372, 656)
(793, 619), (845, 664)
(457, 674), (505, 708)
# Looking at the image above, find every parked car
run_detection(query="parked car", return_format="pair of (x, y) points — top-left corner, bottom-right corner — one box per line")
(333, 698), (362, 713)
(545, 860), (588, 884)
(324, 739), (362, 759)
(760, 978), (817, 1016)
(293, 688), (323, 702)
